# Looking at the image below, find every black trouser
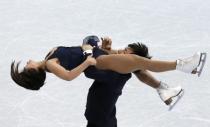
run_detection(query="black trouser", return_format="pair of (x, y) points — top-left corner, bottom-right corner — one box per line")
(87, 123), (98, 127)
(87, 122), (117, 127)
(84, 67), (131, 127)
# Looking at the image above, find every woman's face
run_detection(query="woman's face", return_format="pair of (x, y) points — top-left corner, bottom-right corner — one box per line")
(25, 60), (39, 70)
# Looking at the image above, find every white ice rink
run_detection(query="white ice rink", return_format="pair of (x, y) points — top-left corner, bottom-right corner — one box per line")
(0, 0), (210, 127)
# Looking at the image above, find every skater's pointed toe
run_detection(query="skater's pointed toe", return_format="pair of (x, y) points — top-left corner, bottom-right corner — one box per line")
(176, 52), (206, 74)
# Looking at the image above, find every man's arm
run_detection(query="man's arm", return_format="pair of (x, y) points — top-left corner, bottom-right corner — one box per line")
(100, 37), (124, 54)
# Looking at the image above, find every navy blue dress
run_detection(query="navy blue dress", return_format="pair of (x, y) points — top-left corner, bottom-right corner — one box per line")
(46, 46), (84, 70)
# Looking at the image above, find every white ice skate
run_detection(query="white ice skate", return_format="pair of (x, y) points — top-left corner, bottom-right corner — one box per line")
(176, 52), (207, 76)
(157, 83), (184, 110)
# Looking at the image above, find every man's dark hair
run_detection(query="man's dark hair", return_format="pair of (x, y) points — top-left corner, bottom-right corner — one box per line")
(10, 61), (46, 90)
(128, 42), (152, 59)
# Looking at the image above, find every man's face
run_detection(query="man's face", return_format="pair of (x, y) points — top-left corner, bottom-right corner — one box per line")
(118, 47), (134, 54)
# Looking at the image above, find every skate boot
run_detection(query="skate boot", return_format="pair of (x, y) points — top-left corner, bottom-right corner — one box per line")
(157, 82), (183, 105)
(176, 52), (207, 76)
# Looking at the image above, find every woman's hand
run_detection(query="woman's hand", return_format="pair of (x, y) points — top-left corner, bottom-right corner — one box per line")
(86, 56), (97, 66)
(82, 44), (93, 51)
(82, 45), (96, 65)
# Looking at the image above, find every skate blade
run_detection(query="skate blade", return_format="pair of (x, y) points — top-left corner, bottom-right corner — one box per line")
(168, 89), (184, 111)
(197, 53), (207, 77)
(164, 88), (183, 105)
(164, 98), (172, 105)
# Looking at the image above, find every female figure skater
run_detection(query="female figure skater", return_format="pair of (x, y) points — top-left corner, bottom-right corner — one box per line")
(10, 38), (203, 91)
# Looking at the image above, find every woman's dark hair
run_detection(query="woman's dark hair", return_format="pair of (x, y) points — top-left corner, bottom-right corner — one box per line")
(128, 42), (152, 59)
(10, 61), (46, 90)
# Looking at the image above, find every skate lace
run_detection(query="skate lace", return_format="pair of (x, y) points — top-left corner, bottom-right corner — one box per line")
(162, 83), (169, 89)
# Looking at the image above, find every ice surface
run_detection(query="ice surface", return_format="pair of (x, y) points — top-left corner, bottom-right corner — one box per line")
(0, 0), (210, 127)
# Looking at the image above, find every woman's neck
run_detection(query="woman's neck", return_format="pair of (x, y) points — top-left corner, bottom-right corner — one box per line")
(37, 60), (47, 70)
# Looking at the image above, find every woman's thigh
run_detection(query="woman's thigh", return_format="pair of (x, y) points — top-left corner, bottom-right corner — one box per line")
(95, 54), (143, 73)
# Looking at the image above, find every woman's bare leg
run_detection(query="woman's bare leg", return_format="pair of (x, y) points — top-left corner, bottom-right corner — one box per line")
(96, 54), (176, 74)
(134, 70), (161, 88)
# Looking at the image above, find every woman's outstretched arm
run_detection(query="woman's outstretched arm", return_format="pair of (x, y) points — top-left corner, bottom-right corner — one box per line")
(46, 56), (96, 81)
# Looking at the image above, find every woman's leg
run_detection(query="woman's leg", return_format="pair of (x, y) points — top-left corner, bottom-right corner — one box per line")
(134, 70), (161, 88)
(96, 54), (176, 74)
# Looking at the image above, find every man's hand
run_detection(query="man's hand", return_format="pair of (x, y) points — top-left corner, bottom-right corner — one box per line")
(101, 37), (112, 50)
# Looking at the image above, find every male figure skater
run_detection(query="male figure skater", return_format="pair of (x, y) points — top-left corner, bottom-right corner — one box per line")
(82, 35), (182, 127)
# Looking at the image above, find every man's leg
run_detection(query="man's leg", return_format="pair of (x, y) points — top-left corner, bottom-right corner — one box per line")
(87, 122), (98, 127)
(85, 81), (121, 127)
(84, 68), (131, 127)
